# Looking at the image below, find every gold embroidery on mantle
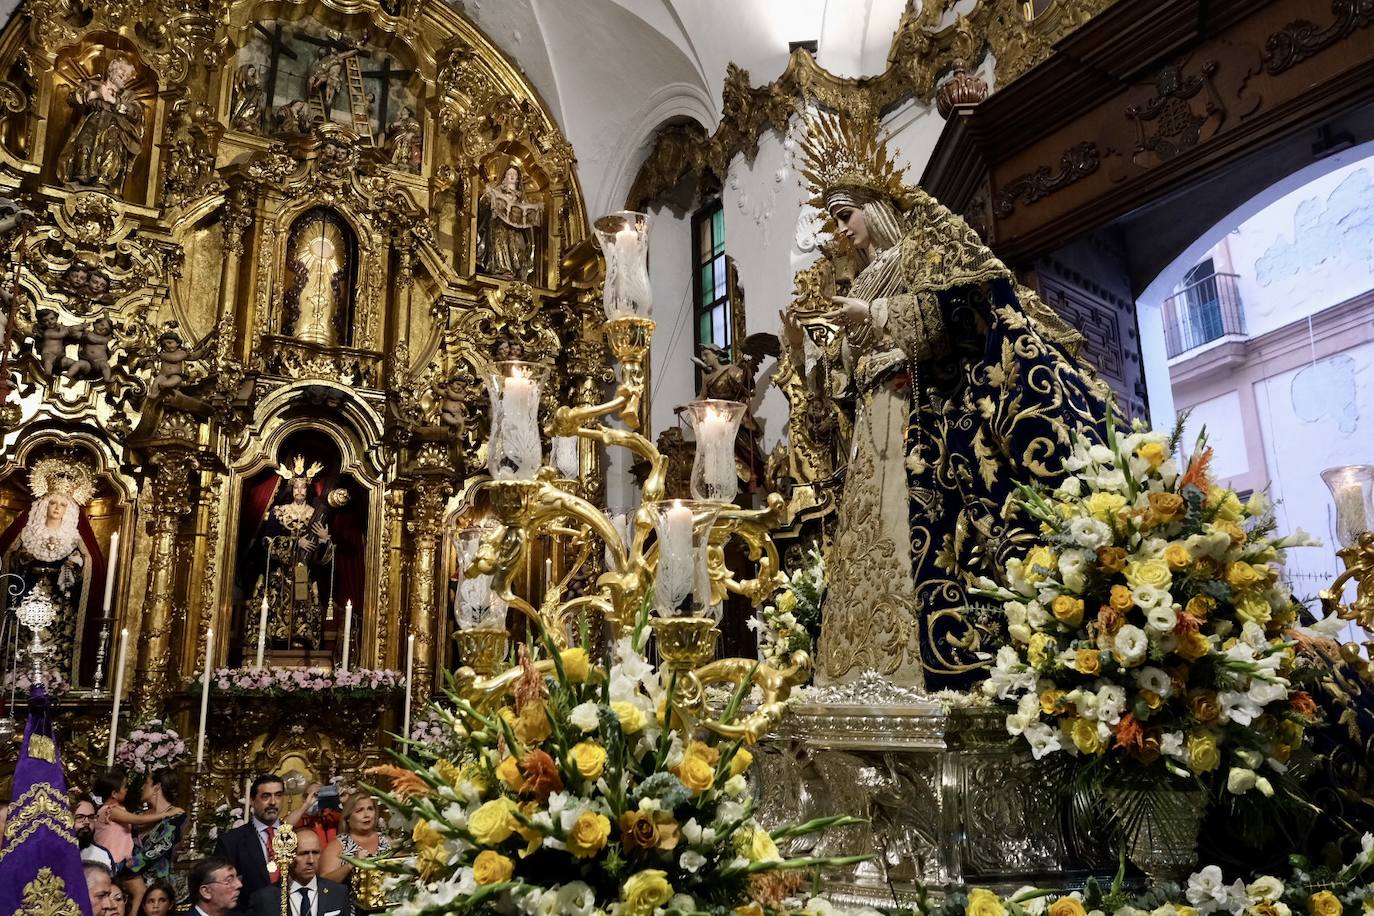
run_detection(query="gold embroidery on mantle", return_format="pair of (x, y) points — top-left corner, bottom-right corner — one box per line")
(15, 868), (83, 916)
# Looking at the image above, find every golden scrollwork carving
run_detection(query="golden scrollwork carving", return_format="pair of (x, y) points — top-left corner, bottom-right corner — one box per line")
(627, 0), (1115, 211)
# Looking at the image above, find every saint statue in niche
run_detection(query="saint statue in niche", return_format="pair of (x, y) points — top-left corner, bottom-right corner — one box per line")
(57, 56), (145, 192)
(0, 457), (103, 682)
(237, 455), (352, 652)
(285, 211), (352, 346)
(477, 164), (544, 281)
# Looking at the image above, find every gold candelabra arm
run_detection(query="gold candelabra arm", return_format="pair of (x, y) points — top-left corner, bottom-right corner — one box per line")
(1321, 531), (1374, 629)
(697, 649), (813, 744)
(708, 493), (790, 606)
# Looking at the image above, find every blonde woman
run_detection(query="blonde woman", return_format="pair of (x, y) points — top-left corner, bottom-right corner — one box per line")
(319, 792), (390, 885)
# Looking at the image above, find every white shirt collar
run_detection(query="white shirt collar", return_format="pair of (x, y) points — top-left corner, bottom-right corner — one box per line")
(252, 815), (278, 832)
(289, 877), (319, 895)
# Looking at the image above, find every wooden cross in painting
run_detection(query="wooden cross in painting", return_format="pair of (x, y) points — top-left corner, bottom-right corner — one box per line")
(293, 29), (371, 134)
(361, 56), (415, 138)
(253, 22), (299, 121)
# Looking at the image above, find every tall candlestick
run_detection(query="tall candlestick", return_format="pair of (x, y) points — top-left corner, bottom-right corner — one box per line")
(102, 532), (119, 613)
(195, 627), (214, 767)
(254, 595), (268, 668)
(340, 600), (353, 672)
(402, 634), (415, 741)
(106, 627), (128, 767)
(242, 777), (250, 825)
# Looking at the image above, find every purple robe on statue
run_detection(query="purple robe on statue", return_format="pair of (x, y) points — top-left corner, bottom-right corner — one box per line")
(0, 688), (92, 916)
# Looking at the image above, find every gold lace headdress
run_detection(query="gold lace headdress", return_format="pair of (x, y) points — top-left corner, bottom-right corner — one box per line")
(276, 455), (324, 482)
(29, 457), (95, 506)
(799, 109), (912, 216)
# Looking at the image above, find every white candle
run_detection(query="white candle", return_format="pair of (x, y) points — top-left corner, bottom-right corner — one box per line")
(402, 634), (415, 741)
(698, 407), (735, 499)
(500, 370), (540, 479)
(102, 532), (119, 613)
(255, 595), (268, 668)
(242, 777), (250, 824)
(195, 627), (214, 767)
(545, 557), (553, 591)
(660, 501), (695, 614)
(340, 600), (353, 672)
(612, 227), (637, 316)
(106, 627), (128, 767)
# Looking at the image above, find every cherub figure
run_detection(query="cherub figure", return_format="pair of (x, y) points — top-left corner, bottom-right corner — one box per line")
(64, 317), (114, 384)
(33, 308), (76, 377)
(145, 325), (215, 398)
(437, 374), (468, 431)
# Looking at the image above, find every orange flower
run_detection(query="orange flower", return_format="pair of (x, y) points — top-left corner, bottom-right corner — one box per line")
(519, 748), (563, 801)
(1096, 606), (1124, 636)
(365, 764), (431, 800)
(1174, 611), (1202, 634)
(1179, 446), (1213, 494)
(1097, 547), (1128, 574)
(1114, 713), (1144, 751)
(1188, 691), (1221, 724)
(1290, 692), (1318, 718)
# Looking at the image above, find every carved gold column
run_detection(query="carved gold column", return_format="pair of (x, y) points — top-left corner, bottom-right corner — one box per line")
(218, 188), (253, 326)
(406, 478), (451, 706)
(136, 450), (196, 717)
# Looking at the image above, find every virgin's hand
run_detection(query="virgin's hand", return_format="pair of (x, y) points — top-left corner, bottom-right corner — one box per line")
(823, 296), (871, 329)
(778, 309), (804, 350)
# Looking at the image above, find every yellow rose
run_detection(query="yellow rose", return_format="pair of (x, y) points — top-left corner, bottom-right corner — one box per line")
(417, 842), (447, 881)
(1109, 584), (1134, 612)
(458, 761), (489, 793)
(1235, 591), (1273, 626)
(496, 755), (523, 792)
(1024, 546), (1059, 584)
(566, 810), (611, 858)
(1212, 489), (1244, 522)
(412, 818), (443, 852)
(676, 754), (717, 795)
(730, 747), (754, 777)
(469, 798), (517, 846)
(1146, 491), (1186, 526)
(560, 647), (591, 683)
(1069, 718), (1103, 755)
(433, 758), (463, 788)
(734, 826), (781, 862)
(621, 870), (674, 916)
(966, 888), (1008, 916)
(1227, 562), (1263, 590)
(610, 700), (645, 734)
(1164, 544), (1192, 571)
(1185, 595), (1215, 619)
(1186, 731), (1220, 774)
(569, 740), (608, 780)
(1136, 441), (1167, 471)
(1028, 633), (1056, 668)
(1176, 630), (1212, 662)
(1074, 649), (1101, 675)
(1178, 908), (1198, 916)
(777, 590), (797, 613)
(1051, 596), (1085, 627)
(1086, 492), (1127, 525)
(1308, 891), (1343, 916)
(472, 850), (514, 885)
(1040, 689), (1067, 715)
(1049, 898), (1089, 916)
(684, 740), (722, 766)
(1124, 558), (1172, 590)
(1218, 520), (1247, 546)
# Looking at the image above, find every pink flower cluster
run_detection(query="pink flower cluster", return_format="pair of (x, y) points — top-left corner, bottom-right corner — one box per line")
(2, 670), (70, 696)
(115, 719), (187, 775)
(194, 666), (404, 698)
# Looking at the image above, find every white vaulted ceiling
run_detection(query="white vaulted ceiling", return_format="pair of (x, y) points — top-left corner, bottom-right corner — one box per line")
(456, 0), (909, 215)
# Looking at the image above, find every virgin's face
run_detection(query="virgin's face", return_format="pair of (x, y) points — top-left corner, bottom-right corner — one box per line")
(44, 496), (70, 526)
(349, 796), (377, 832)
(502, 167), (520, 190)
(833, 205), (870, 252)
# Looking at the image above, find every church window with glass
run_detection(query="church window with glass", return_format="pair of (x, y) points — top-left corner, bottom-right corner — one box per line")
(692, 200), (731, 355)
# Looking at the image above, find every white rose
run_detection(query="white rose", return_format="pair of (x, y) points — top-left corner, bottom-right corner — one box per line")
(568, 701), (600, 732)
(1226, 767), (1258, 794)
(679, 850), (707, 873)
(1246, 877), (1284, 902)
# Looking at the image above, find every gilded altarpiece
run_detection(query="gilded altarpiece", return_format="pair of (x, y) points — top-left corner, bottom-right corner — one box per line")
(0, 0), (604, 810)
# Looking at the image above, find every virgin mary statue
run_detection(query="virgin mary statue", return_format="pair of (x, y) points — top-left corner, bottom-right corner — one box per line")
(792, 112), (1108, 691)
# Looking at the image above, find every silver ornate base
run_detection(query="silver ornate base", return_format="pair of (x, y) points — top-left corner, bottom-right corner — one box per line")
(753, 698), (1110, 908)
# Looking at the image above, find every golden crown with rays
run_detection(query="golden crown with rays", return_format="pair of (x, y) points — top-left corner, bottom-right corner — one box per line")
(275, 455), (324, 482)
(29, 456), (96, 506)
(798, 109), (912, 215)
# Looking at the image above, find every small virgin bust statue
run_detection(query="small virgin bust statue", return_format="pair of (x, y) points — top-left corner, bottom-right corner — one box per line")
(790, 112), (1108, 691)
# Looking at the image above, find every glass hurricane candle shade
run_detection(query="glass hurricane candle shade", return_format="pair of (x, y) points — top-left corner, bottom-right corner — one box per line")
(487, 360), (549, 481)
(649, 500), (721, 618)
(456, 527), (507, 630)
(683, 399), (746, 503)
(551, 435), (580, 480)
(592, 211), (652, 319)
(1322, 465), (1374, 549)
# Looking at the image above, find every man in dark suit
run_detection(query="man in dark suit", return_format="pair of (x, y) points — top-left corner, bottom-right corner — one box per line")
(248, 828), (350, 916)
(214, 774), (289, 905)
(186, 857), (242, 916)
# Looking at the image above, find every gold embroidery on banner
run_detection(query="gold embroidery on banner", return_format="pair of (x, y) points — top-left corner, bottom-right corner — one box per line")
(16, 868), (83, 916)
(0, 784), (79, 858)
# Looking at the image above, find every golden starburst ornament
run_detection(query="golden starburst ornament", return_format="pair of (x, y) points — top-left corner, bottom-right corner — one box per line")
(798, 109), (912, 214)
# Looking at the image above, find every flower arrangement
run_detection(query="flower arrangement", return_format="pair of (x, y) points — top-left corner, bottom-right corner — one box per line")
(2, 669), (70, 696)
(363, 632), (864, 915)
(115, 717), (187, 775)
(928, 832), (1374, 916)
(753, 545), (824, 669)
(194, 800), (246, 849)
(977, 420), (1325, 796)
(191, 666), (405, 698)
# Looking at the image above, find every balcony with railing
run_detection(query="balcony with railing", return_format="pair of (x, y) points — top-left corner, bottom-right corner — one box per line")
(1163, 271), (1247, 358)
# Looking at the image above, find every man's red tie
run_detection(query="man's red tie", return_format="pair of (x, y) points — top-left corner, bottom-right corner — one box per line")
(266, 825), (280, 884)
